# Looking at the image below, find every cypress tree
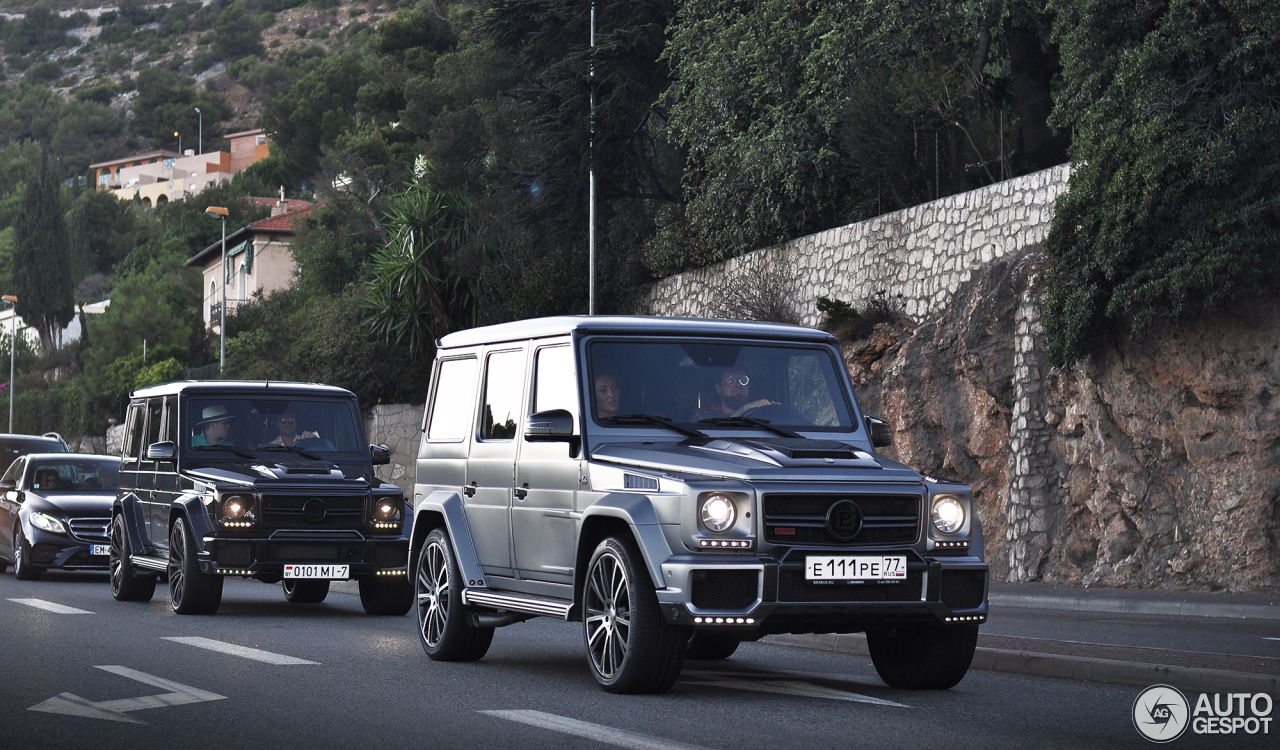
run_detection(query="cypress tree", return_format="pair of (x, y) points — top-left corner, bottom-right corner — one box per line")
(13, 150), (73, 353)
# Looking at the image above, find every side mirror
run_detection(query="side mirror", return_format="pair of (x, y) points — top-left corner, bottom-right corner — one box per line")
(146, 441), (176, 460)
(0, 479), (14, 491)
(370, 444), (391, 466)
(865, 416), (893, 448)
(525, 409), (574, 442)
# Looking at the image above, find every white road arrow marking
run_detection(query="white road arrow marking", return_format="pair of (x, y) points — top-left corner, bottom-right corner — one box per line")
(480, 710), (708, 750)
(8, 598), (94, 614)
(681, 669), (910, 707)
(28, 666), (226, 724)
(161, 636), (318, 665)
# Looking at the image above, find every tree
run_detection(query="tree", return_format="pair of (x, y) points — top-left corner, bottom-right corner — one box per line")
(130, 69), (230, 145)
(67, 189), (138, 279)
(1042, 0), (1280, 364)
(12, 151), (72, 352)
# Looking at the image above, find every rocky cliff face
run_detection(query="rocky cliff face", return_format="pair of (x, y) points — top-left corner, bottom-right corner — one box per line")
(847, 256), (1280, 591)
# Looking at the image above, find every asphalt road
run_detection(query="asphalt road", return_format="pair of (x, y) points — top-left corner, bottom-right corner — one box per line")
(0, 570), (1271, 749)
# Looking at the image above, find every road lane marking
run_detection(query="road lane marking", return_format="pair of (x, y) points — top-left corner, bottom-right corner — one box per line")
(1264, 637), (1280, 642)
(8, 598), (94, 614)
(28, 666), (226, 724)
(681, 669), (910, 707)
(161, 636), (318, 665)
(480, 710), (708, 750)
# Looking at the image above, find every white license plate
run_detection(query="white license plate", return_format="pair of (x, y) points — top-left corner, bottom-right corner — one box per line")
(91, 544), (110, 557)
(284, 564), (349, 579)
(805, 555), (907, 581)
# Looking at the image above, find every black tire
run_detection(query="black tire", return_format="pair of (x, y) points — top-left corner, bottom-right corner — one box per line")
(686, 631), (741, 660)
(0, 560), (7, 574)
(583, 536), (687, 694)
(13, 523), (41, 581)
(110, 514), (156, 602)
(866, 623), (979, 689)
(359, 573), (413, 616)
(415, 528), (493, 660)
(282, 579), (330, 603)
(168, 517), (223, 615)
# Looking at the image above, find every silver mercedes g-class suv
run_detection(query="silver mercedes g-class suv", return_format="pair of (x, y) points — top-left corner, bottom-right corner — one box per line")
(411, 317), (987, 693)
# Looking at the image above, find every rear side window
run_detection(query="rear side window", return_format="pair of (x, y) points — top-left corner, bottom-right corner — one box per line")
(480, 349), (525, 441)
(427, 358), (478, 442)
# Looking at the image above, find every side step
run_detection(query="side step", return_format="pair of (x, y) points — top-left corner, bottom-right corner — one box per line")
(463, 589), (572, 619)
(130, 555), (168, 571)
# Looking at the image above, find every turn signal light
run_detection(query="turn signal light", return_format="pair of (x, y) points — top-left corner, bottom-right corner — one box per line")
(693, 617), (755, 625)
(944, 615), (986, 622)
(216, 568), (253, 575)
(699, 540), (752, 548)
(377, 569), (407, 576)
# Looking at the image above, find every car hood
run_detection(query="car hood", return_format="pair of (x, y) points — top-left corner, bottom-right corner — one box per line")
(590, 437), (924, 483)
(183, 460), (377, 491)
(25, 492), (116, 517)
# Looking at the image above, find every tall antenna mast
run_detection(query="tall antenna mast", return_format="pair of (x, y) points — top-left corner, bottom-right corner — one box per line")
(588, 1), (597, 315)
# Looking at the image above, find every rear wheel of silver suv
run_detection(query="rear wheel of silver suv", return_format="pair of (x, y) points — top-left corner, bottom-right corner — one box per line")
(416, 528), (492, 660)
(583, 536), (687, 693)
(866, 622), (978, 689)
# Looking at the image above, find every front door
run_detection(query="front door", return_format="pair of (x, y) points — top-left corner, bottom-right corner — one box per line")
(465, 347), (527, 576)
(152, 396), (180, 544)
(514, 342), (580, 583)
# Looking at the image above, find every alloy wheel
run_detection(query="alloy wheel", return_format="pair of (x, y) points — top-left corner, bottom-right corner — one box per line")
(168, 525), (185, 605)
(417, 540), (450, 648)
(109, 518), (124, 593)
(584, 549), (631, 680)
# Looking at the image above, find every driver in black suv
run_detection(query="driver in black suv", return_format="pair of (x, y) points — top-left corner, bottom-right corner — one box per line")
(692, 364), (776, 421)
(267, 411), (318, 447)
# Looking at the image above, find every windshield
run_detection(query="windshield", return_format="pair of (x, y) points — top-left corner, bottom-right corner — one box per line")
(186, 397), (363, 456)
(0, 438), (66, 473)
(588, 340), (856, 432)
(27, 458), (119, 492)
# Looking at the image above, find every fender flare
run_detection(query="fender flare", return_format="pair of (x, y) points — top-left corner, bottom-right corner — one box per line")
(412, 491), (485, 586)
(970, 515), (985, 562)
(581, 493), (672, 590)
(113, 494), (149, 554)
(170, 495), (216, 554)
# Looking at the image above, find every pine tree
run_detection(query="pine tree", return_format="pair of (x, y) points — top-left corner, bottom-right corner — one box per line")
(13, 151), (73, 353)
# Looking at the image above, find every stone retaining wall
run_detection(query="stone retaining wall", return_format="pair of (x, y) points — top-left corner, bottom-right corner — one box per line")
(364, 402), (424, 497)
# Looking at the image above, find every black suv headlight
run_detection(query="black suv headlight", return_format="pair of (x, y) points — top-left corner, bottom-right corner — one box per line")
(220, 494), (255, 526)
(374, 497), (402, 524)
(931, 495), (965, 534)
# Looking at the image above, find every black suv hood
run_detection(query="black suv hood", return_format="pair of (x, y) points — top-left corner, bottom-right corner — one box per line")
(183, 460), (378, 490)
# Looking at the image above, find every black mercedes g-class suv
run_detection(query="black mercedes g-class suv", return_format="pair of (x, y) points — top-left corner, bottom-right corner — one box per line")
(109, 381), (412, 615)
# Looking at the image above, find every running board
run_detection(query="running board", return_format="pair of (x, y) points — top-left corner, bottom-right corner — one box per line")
(463, 589), (572, 619)
(129, 555), (167, 571)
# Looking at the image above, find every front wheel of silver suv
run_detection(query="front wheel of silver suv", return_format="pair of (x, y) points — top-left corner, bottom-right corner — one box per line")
(416, 528), (492, 661)
(583, 536), (687, 694)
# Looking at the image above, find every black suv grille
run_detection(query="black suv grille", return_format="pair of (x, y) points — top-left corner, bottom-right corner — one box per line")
(778, 569), (924, 603)
(941, 570), (986, 609)
(262, 495), (365, 528)
(690, 569), (759, 610)
(68, 517), (111, 543)
(763, 494), (920, 546)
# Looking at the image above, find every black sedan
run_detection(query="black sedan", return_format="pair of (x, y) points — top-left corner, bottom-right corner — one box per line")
(0, 453), (119, 580)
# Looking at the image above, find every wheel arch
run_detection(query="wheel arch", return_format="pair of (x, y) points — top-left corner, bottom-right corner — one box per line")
(114, 494), (149, 554)
(410, 491), (483, 584)
(169, 494), (216, 553)
(574, 494), (672, 612)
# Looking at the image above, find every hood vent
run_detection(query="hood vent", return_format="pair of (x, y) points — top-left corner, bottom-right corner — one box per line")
(623, 473), (659, 490)
(283, 466), (332, 475)
(745, 439), (862, 460)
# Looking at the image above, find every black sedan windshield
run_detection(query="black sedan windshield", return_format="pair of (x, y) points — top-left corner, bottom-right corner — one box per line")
(27, 458), (119, 492)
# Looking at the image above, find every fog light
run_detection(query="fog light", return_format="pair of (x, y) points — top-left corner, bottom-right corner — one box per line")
(700, 494), (736, 532)
(931, 495), (965, 534)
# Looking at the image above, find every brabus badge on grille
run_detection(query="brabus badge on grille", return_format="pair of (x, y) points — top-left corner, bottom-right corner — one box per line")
(825, 499), (863, 541)
(303, 498), (327, 524)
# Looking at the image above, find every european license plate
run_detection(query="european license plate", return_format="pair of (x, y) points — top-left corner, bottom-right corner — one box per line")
(284, 564), (349, 579)
(90, 544), (110, 556)
(805, 555), (907, 581)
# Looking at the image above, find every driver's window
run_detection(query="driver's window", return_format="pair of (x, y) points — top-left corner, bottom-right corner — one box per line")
(533, 345), (577, 420)
(2, 457), (24, 485)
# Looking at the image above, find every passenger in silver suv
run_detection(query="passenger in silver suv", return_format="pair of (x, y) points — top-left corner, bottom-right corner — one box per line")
(412, 316), (987, 693)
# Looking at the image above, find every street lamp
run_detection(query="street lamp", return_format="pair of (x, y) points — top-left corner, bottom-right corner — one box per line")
(174, 130), (182, 154)
(205, 206), (229, 375)
(3, 294), (16, 433)
(194, 108), (202, 155)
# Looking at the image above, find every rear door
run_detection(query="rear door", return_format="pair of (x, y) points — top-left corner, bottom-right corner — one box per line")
(419, 355), (478, 502)
(465, 346), (528, 576)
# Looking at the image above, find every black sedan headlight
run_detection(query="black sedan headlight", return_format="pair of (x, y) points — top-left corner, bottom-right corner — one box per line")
(30, 512), (67, 535)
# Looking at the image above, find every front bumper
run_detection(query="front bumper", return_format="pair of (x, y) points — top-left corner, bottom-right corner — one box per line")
(27, 527), (109, 571)
(197, 531), (410, 578)
(654, 550), (988, 634)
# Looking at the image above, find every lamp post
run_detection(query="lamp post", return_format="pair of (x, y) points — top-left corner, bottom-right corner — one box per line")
(205, 207), (229, 375)
(194, 108), (202, 155)
(175, 130), (182, 154)
(3, 294), (16, 433)
(588, 0), (596, 315)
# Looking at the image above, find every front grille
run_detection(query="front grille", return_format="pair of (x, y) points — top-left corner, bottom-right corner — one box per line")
(690, 569), (759, 610)
(262, 495), (365, 528)
(778, 568), (923, 603)
(375, 545), (408, 568)
(763, 494), (921, 546)
(941, 570), (986, 609)
(68, 517), (111, 543)
(271, 543), (339, 561)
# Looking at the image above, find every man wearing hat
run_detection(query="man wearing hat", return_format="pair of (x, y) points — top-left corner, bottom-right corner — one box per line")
(192, 404), (237, 448)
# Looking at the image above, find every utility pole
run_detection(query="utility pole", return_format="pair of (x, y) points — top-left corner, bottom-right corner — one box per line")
(195, 108), (203, 155)
(175, 130), (182, 154)
(3, 294), (15, 433)
(588, 1), (597, 315)
(205, 207), (229, 375)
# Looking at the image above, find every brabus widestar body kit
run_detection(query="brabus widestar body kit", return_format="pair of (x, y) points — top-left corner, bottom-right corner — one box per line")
(412, 316), (988, 693)
(109, 381), (412, 615)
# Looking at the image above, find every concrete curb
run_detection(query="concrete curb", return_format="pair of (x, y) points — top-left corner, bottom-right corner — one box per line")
(988, 593), (1280, 621)
(761, 634), (1280, 695)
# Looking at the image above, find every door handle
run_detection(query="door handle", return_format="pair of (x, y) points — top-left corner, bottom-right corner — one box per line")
(514, 484), (528, 500)
(464, 483), (477, 498)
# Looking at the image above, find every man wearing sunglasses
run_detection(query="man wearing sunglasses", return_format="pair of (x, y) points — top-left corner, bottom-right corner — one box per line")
(269, 411), (318, 447)
(691, 365), (776, 422)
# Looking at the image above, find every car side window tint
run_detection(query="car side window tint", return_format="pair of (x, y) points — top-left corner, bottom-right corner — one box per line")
(534, 345), (578, 420)
(124, 404), (146, 462)
(480, 349), (525, 441)
(427, 357), (478, 442)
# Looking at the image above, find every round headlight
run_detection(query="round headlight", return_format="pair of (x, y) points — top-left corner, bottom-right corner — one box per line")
(375, 499), (401, 522)
(700, 494), (737, 533)
(931, 496), (965, 534)
(31, 512), (67, 534)
(223, 495), (250, 520)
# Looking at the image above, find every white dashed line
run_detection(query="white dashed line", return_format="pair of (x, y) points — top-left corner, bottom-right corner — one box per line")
(8, 598), (94, 614)
(1264, 637), (1280, 642)
(161, 637), (318, 665)
(480, 710), (709, 750)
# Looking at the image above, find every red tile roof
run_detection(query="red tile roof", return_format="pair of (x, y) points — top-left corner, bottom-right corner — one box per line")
(248, 203), (313, 232)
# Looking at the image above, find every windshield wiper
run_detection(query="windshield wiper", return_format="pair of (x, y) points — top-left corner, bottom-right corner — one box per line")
(259, 444), (325, 462)
(601, 414), (707, 439)
(190, 444), (258, 461)
(698, 416), (803, 439)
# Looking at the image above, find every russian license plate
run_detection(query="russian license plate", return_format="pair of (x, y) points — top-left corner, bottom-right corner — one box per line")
(284, 564), (349, 579)
(90, 544), (110, 556)
(805, 555), (907, 581)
